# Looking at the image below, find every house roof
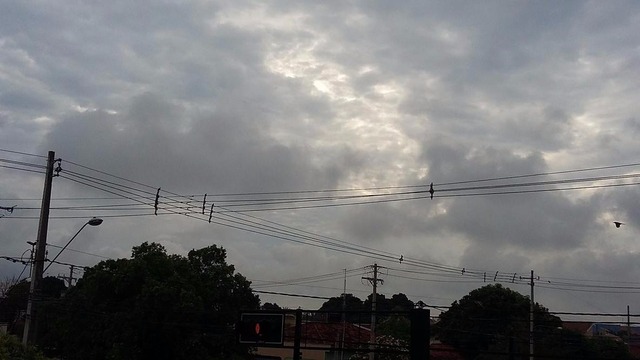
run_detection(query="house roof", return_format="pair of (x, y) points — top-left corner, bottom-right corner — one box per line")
(279, 322), (464, 359)
(562, 321), (593, 334)
(284, 322), (371, 347)
(588, 323), (640, 336)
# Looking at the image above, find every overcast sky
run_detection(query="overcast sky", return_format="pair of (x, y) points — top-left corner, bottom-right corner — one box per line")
(2, 1), (640, 320)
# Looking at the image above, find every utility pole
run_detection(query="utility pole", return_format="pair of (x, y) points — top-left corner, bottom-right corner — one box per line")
(57, 265), (75, 287)
(529, 270), (534, 360)
(68, 264), (75, 287)
(23, 151), (56, 345)
(340, 268), (347, 360)
(627, 305), (631, 351)
(363, 264), (383, 360)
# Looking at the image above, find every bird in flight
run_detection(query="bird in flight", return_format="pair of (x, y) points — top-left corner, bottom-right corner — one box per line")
(613, 221), (625, 228)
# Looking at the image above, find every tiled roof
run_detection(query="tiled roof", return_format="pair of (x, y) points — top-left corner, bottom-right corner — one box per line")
(562, 321), (593, 334)
(279, 322), (464, 359)
(284, 322), (371, 347)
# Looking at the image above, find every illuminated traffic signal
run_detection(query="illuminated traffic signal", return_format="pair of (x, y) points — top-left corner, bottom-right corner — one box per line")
(238, 313), (284, 345)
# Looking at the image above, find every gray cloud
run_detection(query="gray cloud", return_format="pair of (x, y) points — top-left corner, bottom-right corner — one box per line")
(1, 0), (640, 314)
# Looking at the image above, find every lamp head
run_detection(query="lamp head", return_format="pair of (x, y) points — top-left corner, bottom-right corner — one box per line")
(88, 217), (103, 226)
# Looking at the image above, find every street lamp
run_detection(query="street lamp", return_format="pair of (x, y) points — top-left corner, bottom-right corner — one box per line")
(43, 217), (103, 273)
(23, 217), (103, 345)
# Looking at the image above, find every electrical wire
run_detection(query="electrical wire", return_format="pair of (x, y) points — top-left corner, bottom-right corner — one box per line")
(0, 148), (46, 158)
(253, 290), (331, 300)
(9, 155), (640, 298)
(252, 268), (365, 289)
(53, 163), (640, 295)
(46, 243), (112, 259)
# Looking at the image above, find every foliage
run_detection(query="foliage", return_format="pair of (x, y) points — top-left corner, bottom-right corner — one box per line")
(435, 284), (633, 360)
(0, 277), (66, 337)
(42, 242), (259, 360)
(318, 293), (366, 323)
(364, 293), (414, 312)
(377, 314), (411, 342)
(584, 335), (634, 360)
(261, 302), (281, 310)
(0, 276), (19, 298)
(0, 333), (50, 360)
(348, 335), (408, 360)
(318, 292), (415, 325)
(436, 284), (551, 359)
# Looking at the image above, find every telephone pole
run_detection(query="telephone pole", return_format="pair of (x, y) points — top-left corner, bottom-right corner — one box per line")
(23, 151), (56, 345)
(340, 268), (347, 360)
(529, 270), (534, 360)
(363, 264), (383, 360)
(58, 265), (76, 287)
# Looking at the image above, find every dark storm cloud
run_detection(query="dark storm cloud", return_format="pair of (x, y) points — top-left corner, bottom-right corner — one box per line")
(38, 92), (354, 194)
(501, 106), (575, 151)
(0, 91), (53, 111)
(609, 188), (640, 230)
(422, 142), (597, 249)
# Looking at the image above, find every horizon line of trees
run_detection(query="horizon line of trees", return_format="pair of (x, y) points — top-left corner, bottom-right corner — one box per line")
(1, 242), (636, 360)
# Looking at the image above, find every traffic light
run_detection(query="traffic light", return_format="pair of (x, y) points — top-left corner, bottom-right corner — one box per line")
(238, 313), (284, 345)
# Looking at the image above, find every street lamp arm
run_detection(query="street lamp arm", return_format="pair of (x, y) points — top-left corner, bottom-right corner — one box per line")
(43, 222), (89, 273)
(42, 218), (102, 274)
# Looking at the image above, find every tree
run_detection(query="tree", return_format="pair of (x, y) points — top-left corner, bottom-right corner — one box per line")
(0, 276), (19, 298)
(435, 284), (633, 360)
(436, 284), (547, 359)
(261, 302), (282, 311)
(42, 242), (259, 360)
(318, 293), (365, 323)
(388, 293), (414, 311)
(0, 277), (66, 337)
(0, 333), (51, 360)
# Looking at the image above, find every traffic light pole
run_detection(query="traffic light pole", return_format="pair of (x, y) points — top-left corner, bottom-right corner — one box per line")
(293, 309), (302, 360)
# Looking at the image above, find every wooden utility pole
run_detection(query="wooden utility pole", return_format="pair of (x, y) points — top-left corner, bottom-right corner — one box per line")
(23, 151), (55, 345)
(363, 264), (383, 360)
(58, 265), (75, 287)
(627, 305), (631, 351)
(340, 268), (347, 360)
(529, 270), (534, 360)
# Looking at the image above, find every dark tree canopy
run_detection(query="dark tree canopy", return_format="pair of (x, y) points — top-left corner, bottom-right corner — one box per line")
(317, 292), (416, 328)
(42, 242), (259, 360)
(0, 333), (51, 360)
(436, 284), (553, 359)
(435, 284), (633, 360)
(0, 277), (66, 337)
(261, 302), (282, 311)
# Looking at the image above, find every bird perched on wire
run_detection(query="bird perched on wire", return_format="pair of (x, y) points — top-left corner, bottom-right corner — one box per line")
(613, 221), (625, 228)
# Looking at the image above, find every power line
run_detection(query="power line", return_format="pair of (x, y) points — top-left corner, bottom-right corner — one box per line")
(0, 164), (46, 175)
(38, 156), (640, 297)
(252, 268), (365, 289)
(253, 290), (331, 300)
(54, 160), (638, 295)
(0, 149), (46, 158)
(437, 161), (640, 186)
(57, 164), (413, 266)
(46, 243), (112, 260)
